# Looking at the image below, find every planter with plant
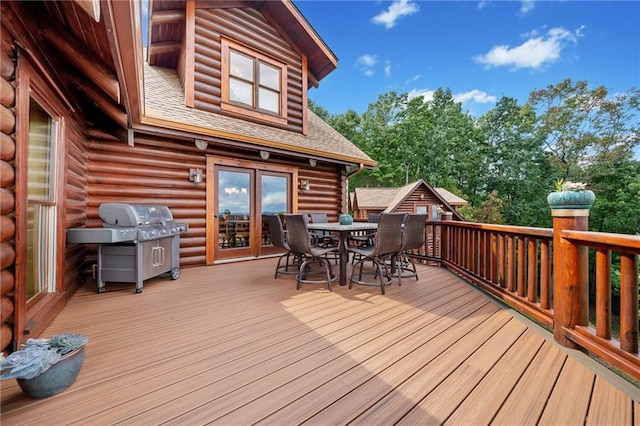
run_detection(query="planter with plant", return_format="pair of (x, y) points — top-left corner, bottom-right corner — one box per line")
(0, 333), (89, 398)
(547, 179), (595, 210)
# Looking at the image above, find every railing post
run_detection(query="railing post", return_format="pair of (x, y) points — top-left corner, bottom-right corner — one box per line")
(551, 208), (591, 347)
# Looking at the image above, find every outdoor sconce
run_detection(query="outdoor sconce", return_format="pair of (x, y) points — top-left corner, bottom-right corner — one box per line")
(189, 168), (203, 184)
(309, 158), (317, 167)
(299, 179), (310, 192)
(260, 150), (270, 160)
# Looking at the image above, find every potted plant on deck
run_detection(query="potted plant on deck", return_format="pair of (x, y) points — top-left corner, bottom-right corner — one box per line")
(547, 179), (596, 210)
(0, 333), (89, 398)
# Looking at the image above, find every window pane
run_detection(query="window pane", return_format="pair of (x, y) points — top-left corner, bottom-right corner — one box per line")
(230, 78), (253, 106)
(229, 50), (254, 81)
(259, 63), (280, 90)
(258, 87), (279, 113)
(28, 99), (53, 201)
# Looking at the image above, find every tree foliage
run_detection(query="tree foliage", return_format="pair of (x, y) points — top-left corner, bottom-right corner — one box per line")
(310, 79), (640, 234)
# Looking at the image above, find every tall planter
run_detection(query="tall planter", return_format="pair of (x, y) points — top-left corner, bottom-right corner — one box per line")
(547, 190), (595, 210)
(17, 347), (86, 399)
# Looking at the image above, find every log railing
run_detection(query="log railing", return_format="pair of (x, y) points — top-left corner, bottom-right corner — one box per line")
(419, 220), (640, 381)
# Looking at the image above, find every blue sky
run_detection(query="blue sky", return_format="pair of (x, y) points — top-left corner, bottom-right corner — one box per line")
(294, 0), (640, 117)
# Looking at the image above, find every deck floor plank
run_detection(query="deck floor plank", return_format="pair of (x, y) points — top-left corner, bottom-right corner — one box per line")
(0, 259), (637, 425)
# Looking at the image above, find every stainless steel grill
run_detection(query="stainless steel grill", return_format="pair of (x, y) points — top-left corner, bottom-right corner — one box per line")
(67, 203), (188, 293)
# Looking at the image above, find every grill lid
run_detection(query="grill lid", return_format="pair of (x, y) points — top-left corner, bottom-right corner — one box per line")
(99, 203), (175, 227)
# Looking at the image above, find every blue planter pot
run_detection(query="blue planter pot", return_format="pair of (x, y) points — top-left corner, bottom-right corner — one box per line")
(17, 347), (86, 399)
(339, 214), (353, 225)
(547, 190), (595, 210)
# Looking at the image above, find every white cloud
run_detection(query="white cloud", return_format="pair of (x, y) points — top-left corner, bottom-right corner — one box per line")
(371, 0), (419, 29)
(408, 88), (497, 106)
(357, 54), (378, 76)
(405, 74), (423, 84)
(519, 0), (535, 15)
(473, 26), (583, 70)
(384, 60), (392, 76)
(407, 89), (435, 102)
(453, 89), (497, 104)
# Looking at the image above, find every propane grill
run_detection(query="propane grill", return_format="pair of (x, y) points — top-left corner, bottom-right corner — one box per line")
(67, 203), (188, 293)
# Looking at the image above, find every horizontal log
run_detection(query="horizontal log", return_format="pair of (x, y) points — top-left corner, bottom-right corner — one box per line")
(0, 241), (15, 269)
(194, 68), (221, 88)
(0, 268), (14, 295)
(0, 76), (14, 107)
(0, 322), (12, 354)
(0, 132), (15, 161)
(148, 41), (182, 56)
(0, 296), (13, 323)
(86, 127), (120, 141)
(0, 214), (15, 242)
(0, 49), (13, 80)
(0, 188), (14, 215)
(42, 27), (120, 104)
(0, 159), (13, 188)
(151, 9), (185, 25)
(0, 104), (15, 134)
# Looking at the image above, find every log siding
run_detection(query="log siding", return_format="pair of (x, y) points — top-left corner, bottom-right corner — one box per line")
(192, 7), (304, 133)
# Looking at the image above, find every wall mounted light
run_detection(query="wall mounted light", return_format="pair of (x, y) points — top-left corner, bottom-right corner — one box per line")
(195, 139), (208, 151)
(309, 158), (317, 167)
(420, 193), (425, 200)
(259, 150), (270, 160)
(189, 168), (203, 183)
(299, 179), (310, 192)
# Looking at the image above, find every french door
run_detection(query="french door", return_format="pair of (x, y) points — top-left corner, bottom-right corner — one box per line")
(206, 157), (296, 263)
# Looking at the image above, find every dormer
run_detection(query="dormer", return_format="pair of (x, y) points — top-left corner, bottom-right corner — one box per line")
(147, 0), (337, 134)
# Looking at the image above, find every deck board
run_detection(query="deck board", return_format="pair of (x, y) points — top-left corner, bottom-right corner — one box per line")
(1, 258), (637, 425)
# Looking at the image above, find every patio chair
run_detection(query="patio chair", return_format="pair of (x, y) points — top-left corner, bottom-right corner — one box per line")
(347, 213), (406, 294)
(266, 214), (303, 278)
(387, 213), (428, 282)
(350, 213), (381, 264)
(309, 212), (339, 264)
(284, 214), (338, 291)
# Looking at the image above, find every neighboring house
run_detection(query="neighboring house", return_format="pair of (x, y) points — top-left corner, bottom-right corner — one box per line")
(351, 180), (466, 221)
(0, 0), (375, 353)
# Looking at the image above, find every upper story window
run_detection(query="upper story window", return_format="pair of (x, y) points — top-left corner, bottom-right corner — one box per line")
(222, 38), (287, 126)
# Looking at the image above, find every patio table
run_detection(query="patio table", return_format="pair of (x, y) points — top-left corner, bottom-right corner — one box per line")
(306, 222), (378, 286)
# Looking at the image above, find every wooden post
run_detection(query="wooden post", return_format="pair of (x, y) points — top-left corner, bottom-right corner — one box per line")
(551, 208), (590, 347)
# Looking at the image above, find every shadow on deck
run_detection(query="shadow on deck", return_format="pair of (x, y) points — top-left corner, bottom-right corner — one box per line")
(1, 258), (638, 424)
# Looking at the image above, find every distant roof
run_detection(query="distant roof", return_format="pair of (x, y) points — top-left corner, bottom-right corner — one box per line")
(434, 187), (469, 206)
(353, 188), (399, 209)
(354, 182), (468, 209)
(142, 61), (375, 166)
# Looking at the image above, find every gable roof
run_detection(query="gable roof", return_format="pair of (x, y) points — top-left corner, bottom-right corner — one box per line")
(147, 0), (337, 86)
(353, 180), (466, 220)
(141, 61), (375, 166)
(434, 187), (469, 206)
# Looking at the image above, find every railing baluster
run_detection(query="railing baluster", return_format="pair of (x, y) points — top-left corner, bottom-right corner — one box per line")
(619, 252), (638, 353)
(528, 238), (538, 303)
(595, 248), (611, 339)
(540, 240), (550, 309)
(507, 235), (515, 293)
(517, 236), (525, 297)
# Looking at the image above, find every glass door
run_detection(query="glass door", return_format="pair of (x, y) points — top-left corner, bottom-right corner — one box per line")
(215, 168), (253, 260)
(207, 157), (295, 263)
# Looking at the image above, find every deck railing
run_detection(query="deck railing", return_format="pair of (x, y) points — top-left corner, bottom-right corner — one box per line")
(418, 220), (640, 381)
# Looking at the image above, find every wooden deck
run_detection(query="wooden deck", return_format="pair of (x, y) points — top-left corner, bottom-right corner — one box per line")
(1, 258), (638, 425)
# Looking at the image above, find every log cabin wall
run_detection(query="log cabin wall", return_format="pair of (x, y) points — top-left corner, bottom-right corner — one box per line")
(0, 23), (16, 354)
(84, 133), (344, 268)
(192, 7), (304, 133)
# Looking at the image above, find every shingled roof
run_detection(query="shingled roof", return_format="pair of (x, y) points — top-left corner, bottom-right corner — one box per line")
(141, 59), (375, 167)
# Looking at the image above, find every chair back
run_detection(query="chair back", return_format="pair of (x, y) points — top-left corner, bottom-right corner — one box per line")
(266, 214), (288, 250)
(283, 214), (313, 254)
(373, 213), (406, 255)
(368, 214), (381, 223)
(310, 213), (329, 224)
(403, 214), (428, 251)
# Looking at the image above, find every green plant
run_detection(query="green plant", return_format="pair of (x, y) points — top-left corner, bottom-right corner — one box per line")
(554, 178), (564, 192)
(0, 333), (88, 380)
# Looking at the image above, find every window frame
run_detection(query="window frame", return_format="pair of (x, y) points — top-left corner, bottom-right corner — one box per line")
(221, 38), (288, 126)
